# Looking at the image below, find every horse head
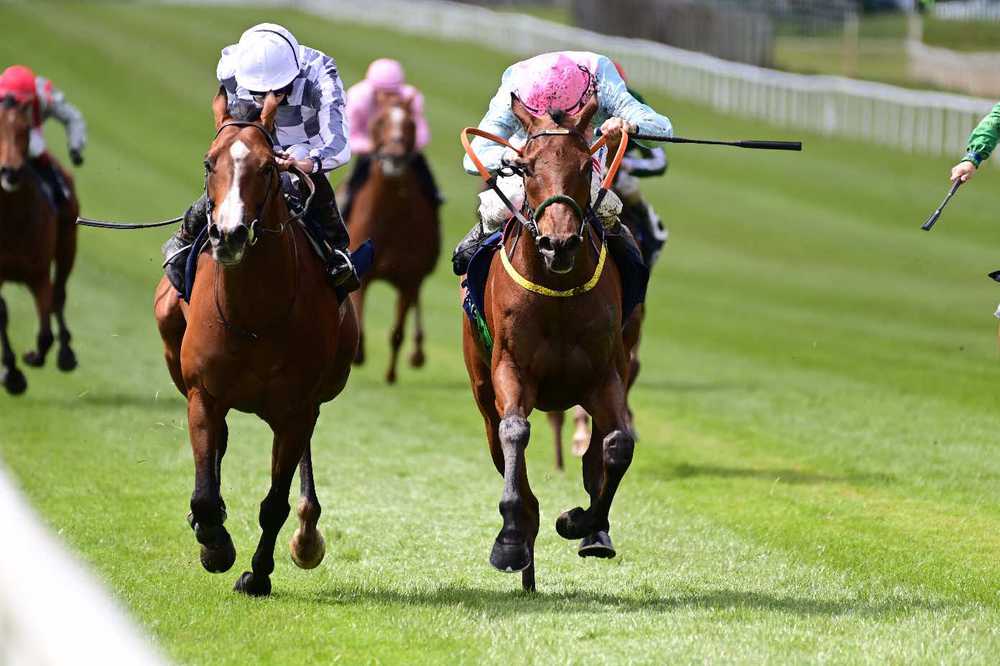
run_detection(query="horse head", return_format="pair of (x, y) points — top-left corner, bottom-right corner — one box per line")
(0, 93), (32, 193)
(204, 87), (282, 266)
(370, 95), (416, 178)
(511, 93), (598, 275)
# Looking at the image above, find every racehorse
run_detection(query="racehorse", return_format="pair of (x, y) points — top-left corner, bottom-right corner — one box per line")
(347, 97), (439, 383)
(461, 95), (639, 591)
(153, 90), (359, 596)
(0, 93), (78, 396)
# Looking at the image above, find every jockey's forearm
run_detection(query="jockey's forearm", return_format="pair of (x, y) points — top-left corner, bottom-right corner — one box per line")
(964, 102), (1000, 167)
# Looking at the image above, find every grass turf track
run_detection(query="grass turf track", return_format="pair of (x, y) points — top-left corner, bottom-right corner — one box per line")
(2, 2), (1000, 664)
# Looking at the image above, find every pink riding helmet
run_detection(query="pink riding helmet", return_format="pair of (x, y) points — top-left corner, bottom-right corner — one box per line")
(512, 53), (596, 117)
(366, 58), (405, 92)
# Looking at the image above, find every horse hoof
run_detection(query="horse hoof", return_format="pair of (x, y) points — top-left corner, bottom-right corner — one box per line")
(409, 350), (425, 368)
(490, 538), (531, 573)
(385, 370), (397, 384)
(22, 351), (44, 368)
(233, 571), (271, 597)
(2, 368), (27, 395)
(578, 531), (616, 559)
(289, 528), (326, 570)
(555, 507), (592, 540)
(57, 347), (77, 372)
(199, 532), (236, 573)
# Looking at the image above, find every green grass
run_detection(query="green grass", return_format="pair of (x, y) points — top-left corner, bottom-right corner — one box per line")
(4, 2), (1000, 664)
(924, 17), (1000, 53)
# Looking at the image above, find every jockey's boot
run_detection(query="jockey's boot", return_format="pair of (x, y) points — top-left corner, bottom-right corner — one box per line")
(412, 152), (444, 207)
(161, 194), (210, 294)
(604, 218), (643, 265)
(31, 157), (68, 207)
(306, 173), (360, 292)
(452, 222), (491, 276)
(339, 154), (371, 224)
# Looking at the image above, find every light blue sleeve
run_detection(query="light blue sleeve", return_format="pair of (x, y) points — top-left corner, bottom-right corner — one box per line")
(463, 65), (521, 176)
(595, 56), (672, 138)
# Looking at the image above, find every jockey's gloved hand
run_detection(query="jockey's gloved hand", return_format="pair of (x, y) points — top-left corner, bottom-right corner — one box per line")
(599, 117), (637, 140)
(69, 149), (83, 167)
(951, 160), (976, 184)
(499, 148), (532, 176)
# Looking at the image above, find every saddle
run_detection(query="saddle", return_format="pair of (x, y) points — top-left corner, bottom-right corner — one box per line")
(462, 218), (648, 351)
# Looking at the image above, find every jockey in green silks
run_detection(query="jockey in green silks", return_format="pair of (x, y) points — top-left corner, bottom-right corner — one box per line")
(951, 103), (1000, 183)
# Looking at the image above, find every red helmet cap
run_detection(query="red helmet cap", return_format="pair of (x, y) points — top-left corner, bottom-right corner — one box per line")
(613, 60), (628, 84)
(0, 65), (37, 103)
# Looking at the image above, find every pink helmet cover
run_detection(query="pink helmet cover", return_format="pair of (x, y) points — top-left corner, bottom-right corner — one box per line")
(511, 53), (595, 117)
(366, 58), (405, 92)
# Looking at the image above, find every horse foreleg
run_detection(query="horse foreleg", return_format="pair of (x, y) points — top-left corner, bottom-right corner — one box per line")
(0, 292), (27, 395)
(571, 405), (591, 457)
(409, 290), (426, 369)
(350, 284), (367, 366)
(235, 408), (317, 597)
(289, 442), (325, 570)
(556, 373), (633, 560)
(385, 285), (415, 384)
(52, 215), (78, 372)
(22, 278), (53, 368)
(187, 389), (236, 575)
(547, 411), (565, 470)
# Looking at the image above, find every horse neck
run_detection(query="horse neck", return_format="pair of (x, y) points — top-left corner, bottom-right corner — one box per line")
(507, 221), (600, 291)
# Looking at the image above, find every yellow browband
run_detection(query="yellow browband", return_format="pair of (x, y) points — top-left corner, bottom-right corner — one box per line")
(499, 241), (608, 297)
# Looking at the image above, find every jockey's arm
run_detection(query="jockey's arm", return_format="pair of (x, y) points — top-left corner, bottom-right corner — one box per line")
(39, 78), (86, 162)
(594, 56), (672, 140)
(622, 144), (667, 178)
(345, 82), (374, 156)
(463, 66), (522, 176)
(410, 89), (431, 152)
(307, 55), (351, 173)
(951, 101), (1000, 182)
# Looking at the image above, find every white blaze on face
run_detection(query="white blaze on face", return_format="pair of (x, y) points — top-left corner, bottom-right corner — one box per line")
(388, 106), (406, 127)
(215, 140), (250, 232)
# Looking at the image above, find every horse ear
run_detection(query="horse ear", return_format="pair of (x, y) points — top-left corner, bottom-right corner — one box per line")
(259, 92), (280, 132)
(511, 93), (535, 133)
(212, 85), (230, 130)
(574, 94), (599, 133)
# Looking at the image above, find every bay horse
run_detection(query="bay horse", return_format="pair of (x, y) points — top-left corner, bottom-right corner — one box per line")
(347, 97), (439, 383)
(461, 95), (639, 591)
(153, 89), (358, 596)
(0, 94), (78, 396)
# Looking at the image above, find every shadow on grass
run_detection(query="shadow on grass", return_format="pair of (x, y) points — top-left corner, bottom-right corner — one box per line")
(275, 585), (947, 618)
(48, 391), (184, 411)
(668, 463), (894, 486)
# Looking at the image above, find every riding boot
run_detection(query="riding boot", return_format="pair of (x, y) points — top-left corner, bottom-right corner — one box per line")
(604, 219), (643, 266)
(161, 193), (210, 294)
(412, 152), (444, 207)
(305, 172), (360, 292)
(452, 221), (491, 276)
(31, 157), (67, 208)
(339, 154), (371, 224)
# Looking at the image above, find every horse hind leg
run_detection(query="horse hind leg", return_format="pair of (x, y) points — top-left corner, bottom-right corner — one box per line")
(289, 442), (325, 570)
(22, 278), (53, 368)
(154, 277), (187, 396)
(547, 411), (565, 471)
(409, 290), (426, 369)
(52, 214), (78, 371)
(235, 408), (318, 597)
(571, 405), (591, 457)
(0, 293), (27, 395)
(385, 285), (415, 384)
(350, 285), (366, 366)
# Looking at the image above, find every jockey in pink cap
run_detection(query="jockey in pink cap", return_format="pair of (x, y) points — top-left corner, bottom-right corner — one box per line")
(452, 51), (673, 275)
(341, 58), (440, 220)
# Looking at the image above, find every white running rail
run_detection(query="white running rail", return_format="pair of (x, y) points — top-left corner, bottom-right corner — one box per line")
(934, 1), (1000, 22)
(0, 465), (167, 666)
(289, 0), (994, 158)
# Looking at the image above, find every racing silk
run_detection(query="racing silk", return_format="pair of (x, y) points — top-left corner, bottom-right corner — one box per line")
(463, 51), (673, 176)
(29, 76), (87, 159)
(963, 102), (1000, 167)
(620, 87), (667, 178)
(345, 80), (431, 155)
(217, 43), (350, 172)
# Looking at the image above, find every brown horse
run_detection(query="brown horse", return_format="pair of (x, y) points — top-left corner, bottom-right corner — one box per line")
(0, 94), (78, 396)
(347, 98), (439, 383)
(462, 96), (638, 591)
(153, 90), (358, 596)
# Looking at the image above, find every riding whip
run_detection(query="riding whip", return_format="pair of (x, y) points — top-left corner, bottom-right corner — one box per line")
(921, 179), (963, 231)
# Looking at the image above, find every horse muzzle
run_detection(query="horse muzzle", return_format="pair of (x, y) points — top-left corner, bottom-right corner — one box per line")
(0, 166), (22, 193)
(208, 222), (251, 266)
(537, 234), (583, 275)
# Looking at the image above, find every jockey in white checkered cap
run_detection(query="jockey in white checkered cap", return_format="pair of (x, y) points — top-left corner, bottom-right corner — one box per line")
(162, 23), (359, 294)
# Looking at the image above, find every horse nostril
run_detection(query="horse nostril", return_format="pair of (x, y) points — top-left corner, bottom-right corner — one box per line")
(537, 236), (554, 253)
(208, 224), (221, 242)
(230, 224), (249, 246)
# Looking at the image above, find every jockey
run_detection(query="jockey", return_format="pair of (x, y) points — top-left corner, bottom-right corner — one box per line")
(452, 51), (673, 275)
(162, 23), (358, 293)
(951, 101), (1000, 185)
(611, 61), (669, 267)
(0, 64), (86, 208)
(341, 58), (440, 220)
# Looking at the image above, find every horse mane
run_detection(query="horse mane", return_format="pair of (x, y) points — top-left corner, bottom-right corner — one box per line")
(230, 99), (262, 123)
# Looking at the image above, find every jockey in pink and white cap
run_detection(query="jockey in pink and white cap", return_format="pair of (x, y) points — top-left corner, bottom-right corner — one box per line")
(341, 58), (440, 220)
(453, 51), (673, 275)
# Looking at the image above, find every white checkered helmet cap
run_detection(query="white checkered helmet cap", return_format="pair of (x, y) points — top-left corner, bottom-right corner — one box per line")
(235, 23), (301, 92)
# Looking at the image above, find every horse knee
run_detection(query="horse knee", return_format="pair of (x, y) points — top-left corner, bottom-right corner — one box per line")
(603, 430), (634, 472)
(259, 495), (291, 531)
(499, 416), (530, 449)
